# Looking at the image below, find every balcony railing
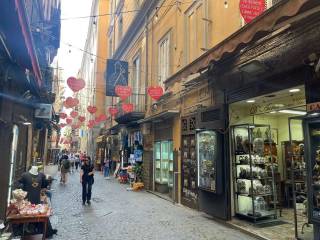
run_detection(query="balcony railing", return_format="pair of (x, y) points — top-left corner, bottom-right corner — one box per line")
(115, 93), (146, 123)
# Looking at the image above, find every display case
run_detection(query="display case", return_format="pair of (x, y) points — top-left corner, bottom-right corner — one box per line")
(304, 118), (320, 224)
(154, 141), (173, 185)
(231, 124), (277, 222)
(197, 130), (217, 192)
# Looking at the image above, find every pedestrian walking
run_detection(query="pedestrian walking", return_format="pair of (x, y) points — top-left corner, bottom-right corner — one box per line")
(60, 154), (70, 184)
(75, 154), (80, 170)
(80, 156), (94, 205)
(69, 153), (75, 173)
(103, 158), (110, 179)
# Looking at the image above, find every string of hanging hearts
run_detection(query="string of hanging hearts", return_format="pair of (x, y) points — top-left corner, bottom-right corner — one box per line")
(58, 76), (165, 130)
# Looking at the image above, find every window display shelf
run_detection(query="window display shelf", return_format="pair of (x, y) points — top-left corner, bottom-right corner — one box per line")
(231, 124), (278, 222)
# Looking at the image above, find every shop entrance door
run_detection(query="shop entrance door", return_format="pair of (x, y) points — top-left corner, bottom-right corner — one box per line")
(181, 134), (198, 209)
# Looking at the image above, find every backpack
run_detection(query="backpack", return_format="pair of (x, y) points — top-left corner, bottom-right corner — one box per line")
(62, 159), (70, 169)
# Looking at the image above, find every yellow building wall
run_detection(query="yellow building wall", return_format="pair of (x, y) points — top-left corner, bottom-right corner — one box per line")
(96, 0), (110, 117)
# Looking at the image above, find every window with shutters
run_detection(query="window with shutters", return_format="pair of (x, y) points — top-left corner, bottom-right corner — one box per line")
(158, 32), (171, 87)
(184, 0), (208, 64)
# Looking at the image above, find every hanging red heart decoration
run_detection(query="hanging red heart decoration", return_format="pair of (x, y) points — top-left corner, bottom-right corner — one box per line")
(147, 86), (164, 101)
(87, 106), (97, 114)
(87, 123), (94, 129)
(108, 107), (118, 117)
(67, 77), (86, 92)
(95, 116), (101, 124)
(122, 103), (134, 113)
(99, 114), (107, 121)
(78, 116), (86, 122)
(239, 0), (266, 23)
(66, 118), (72, 125)
(88, 120), (95, 126)
(59, 123), (67, 128)
(64, 97), (79, 108)
(59, 112), (67, 119)
(70, 111), (78, 118)
(115, 85), (132, 101)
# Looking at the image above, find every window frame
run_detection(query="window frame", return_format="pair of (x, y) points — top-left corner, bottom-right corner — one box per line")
(158, 30), (171, 87)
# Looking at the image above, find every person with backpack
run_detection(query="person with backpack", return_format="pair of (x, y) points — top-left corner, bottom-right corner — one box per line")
(60, 154), (70, 184)
(80, 156), (94, 205)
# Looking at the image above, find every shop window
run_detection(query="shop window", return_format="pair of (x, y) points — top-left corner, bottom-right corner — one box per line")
(154, 141), (173, 186)
(7, 125), (19, 205)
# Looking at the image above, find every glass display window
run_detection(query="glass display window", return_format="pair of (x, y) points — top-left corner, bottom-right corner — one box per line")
(197, 130), (217, 192)
(154, 140), (173, 185)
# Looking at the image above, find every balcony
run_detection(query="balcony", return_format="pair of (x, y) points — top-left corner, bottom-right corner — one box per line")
(115, 93), (146, 124)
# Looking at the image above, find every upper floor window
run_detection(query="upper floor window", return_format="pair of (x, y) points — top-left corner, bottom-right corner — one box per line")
(184, 0), (207, 64)
(158, 32), (170, 87)
(132, 54), (141, 105)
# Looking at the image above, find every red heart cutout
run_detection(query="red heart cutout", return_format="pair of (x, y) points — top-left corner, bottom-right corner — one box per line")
(97, 114), (107, 122)
(87, 106), (97, 114)
(67, 77), (85, 92)
(108, 107), (118, 117)
(70, 111), (78, 118)
(122, 103), (134, 113)
(115, 85), (132, 101)
(78, 116), (85, 122)
(87, 123), (94, 129)
(239, 0), (266, 23)
(66, 118), (72, 125)
(59, 113), (67, 119)
(64, 97), (79, 108)
(88, 120), (95, 125)
(147, 86), (164, 101)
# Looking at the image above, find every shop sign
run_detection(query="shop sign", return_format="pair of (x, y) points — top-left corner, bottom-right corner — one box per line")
(239, 0), (266, 23)
(115, 85), (132, 100)
(307, 102), (320, 112)
(35, 104), (52, 119)
(249, 96), (305, 115)
(106, 59), (129, 96)
(67, 77), (85, 92)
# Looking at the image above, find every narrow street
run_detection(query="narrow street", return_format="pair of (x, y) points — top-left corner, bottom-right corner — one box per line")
(48, 168), (255, 240)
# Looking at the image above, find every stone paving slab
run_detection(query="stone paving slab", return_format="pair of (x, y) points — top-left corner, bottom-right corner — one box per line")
(49, 168), (257, 240)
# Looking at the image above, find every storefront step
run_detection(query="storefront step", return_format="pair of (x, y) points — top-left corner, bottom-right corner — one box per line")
(146, 190), (175, 203)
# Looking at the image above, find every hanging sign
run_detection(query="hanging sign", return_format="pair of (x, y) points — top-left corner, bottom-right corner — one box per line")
(87, 106), (97, 114)
(78, 116), (86, 122)
(108, 107), (118, 117)
(122, 103), (134, 113)
(106, 59), (129, 96)
(70, 111), (78, 118)
(239, 0), (266, 23)
(147, 86), (164, 101)
(59, 112), (67, 119)
(66, 118), (72, 125)
(64, 97), (79, 108)
(67, 77), (86, 92)
(115, 85), (132, 101)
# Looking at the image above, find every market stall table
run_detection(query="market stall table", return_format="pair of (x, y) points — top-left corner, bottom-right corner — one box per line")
(6, 209), (51, 240)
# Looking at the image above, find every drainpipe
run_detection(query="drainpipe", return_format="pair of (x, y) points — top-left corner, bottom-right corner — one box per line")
(144, 14), (149, 112)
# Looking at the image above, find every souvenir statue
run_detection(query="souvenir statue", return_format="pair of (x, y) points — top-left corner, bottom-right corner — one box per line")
(253, 128), (264, 155)
(299, 143), (304, 156)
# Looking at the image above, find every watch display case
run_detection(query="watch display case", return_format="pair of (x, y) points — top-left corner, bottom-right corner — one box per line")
(304, 119), (320, 224)
(197, 130), (217, 192)
(231, 124), (277, 222)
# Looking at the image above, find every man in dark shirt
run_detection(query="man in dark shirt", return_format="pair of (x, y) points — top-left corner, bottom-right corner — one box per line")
(80, 157), (94, 205)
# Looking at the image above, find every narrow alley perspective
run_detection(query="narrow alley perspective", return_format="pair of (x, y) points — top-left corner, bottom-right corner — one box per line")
(48, 166), (255, 240)
(2, 0), (320, 240)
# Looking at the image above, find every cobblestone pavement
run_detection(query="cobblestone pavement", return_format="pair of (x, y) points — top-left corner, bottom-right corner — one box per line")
(49, 167), (256, 240)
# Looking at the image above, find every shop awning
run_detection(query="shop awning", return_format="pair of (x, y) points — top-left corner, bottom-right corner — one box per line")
(164, 0), (311, 86)
(138, 110), (179, 124)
